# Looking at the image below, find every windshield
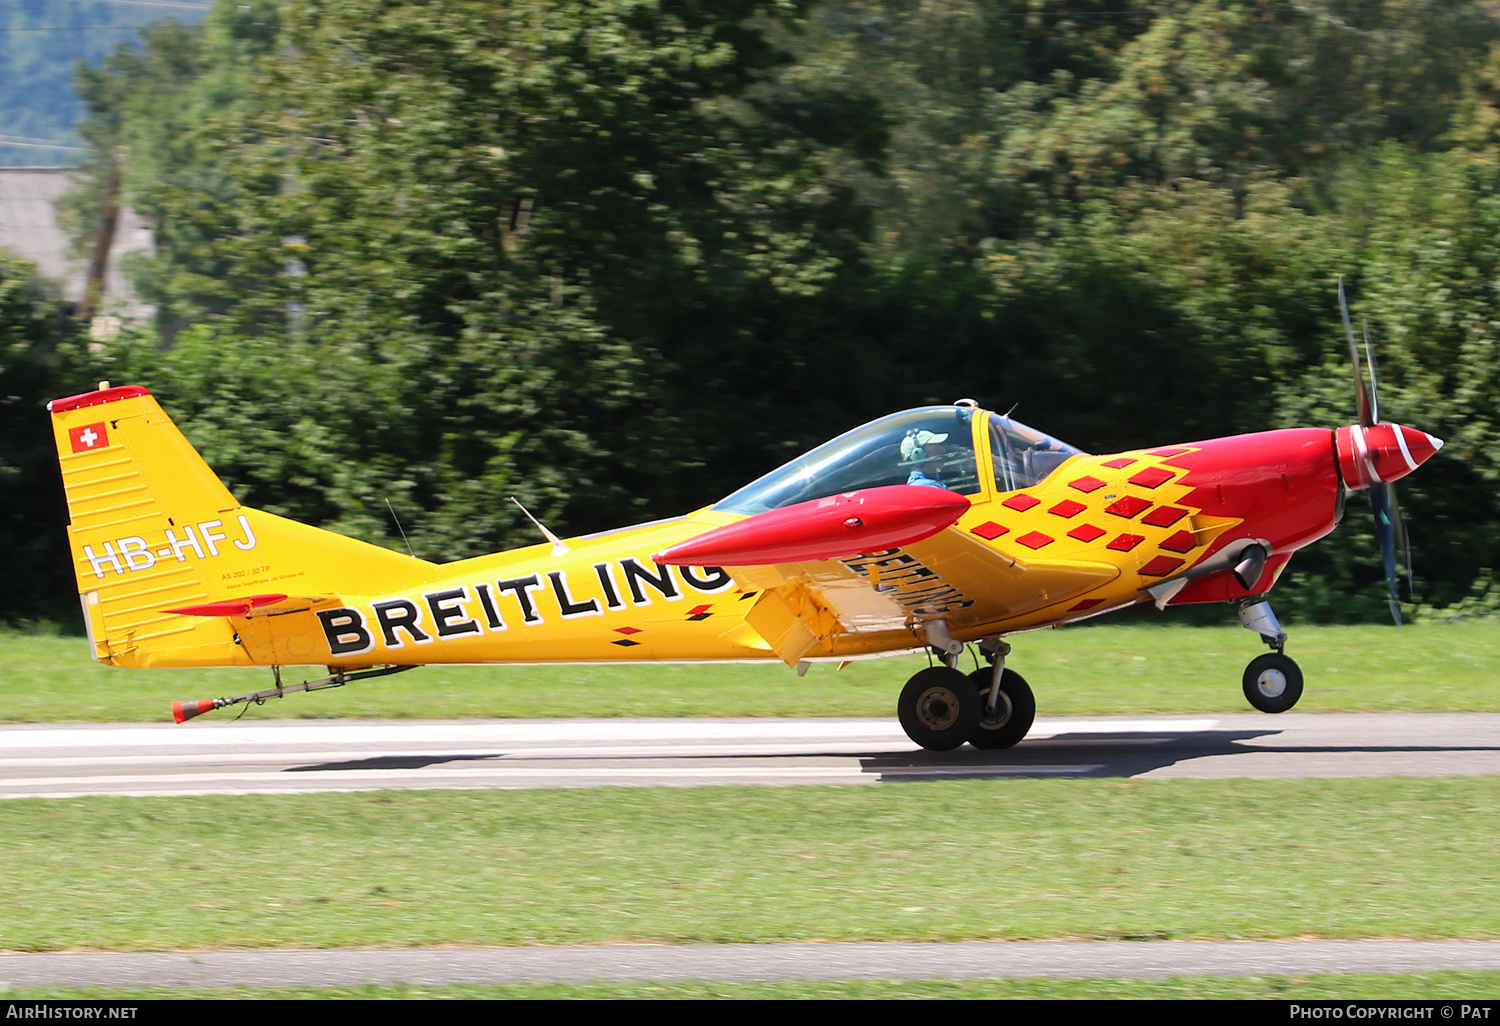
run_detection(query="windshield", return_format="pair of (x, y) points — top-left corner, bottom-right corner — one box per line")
(715, 407), (981, 515)
(989, 413), (1083, 491)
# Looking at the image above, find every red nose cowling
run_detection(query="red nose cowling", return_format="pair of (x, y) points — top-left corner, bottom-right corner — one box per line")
(1335, 424), (1444, 490)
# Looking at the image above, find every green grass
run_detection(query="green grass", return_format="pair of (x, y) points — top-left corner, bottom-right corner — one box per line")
(4, 974), (1499, 999)
(3, 621), (1500, 723)
(2, 778), (1496, 953)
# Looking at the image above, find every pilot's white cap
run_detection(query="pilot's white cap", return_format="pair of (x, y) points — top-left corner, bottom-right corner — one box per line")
(901, 430), (948, 461)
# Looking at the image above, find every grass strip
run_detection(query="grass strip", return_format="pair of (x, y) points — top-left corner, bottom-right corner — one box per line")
(2, 778), (1496, 952)
(3, 973), (1499, 999)
(4, 621), (1500, 723)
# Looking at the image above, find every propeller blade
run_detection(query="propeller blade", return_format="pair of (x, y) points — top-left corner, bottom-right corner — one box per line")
(1371, 481), (1403, 627)
(1338, 276), (1374, 428)
(1363, 317), (1380, 425)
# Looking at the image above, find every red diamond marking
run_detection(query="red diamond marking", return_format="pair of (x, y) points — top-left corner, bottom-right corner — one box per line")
(971, 521), (1010, 540)
(1129, 466), (1175, 489)
(1160, 530), (1197, 553)
(1101, 457), (1136, 469)
(1069, 598), (1106, 611)
(1150, 446), (1191, 457)
(1002, 494), (1040, 511)
(1015, 531), (1054, 550)
(1048, 499), (1086, 518)
(1107, 533), (1145, 552)
(1068, 476), (1106, 493)
(1105, 495), (1151, 518)
(1068, 523), (1106, 542)
(1138, 555), (1185, 577)
(614, 626), (642, 635)
(1141, 505), (1188, 527)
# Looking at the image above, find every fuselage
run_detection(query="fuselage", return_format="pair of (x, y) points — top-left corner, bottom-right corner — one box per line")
(257, 425), (1351, 670)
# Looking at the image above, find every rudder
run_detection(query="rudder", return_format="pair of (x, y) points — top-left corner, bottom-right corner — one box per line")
(50, 384), (435, 667)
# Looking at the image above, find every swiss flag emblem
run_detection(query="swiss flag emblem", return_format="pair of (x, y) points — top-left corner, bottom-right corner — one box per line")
(69, 422), (108, 453)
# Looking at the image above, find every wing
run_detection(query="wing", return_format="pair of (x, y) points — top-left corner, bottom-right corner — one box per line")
(655, 487), (1118, 667)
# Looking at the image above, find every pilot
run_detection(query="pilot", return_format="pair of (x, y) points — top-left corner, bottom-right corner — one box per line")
(900, 429), (953, 488)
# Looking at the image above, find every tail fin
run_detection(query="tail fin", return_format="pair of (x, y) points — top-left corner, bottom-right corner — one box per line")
(50, 384), (435, 667)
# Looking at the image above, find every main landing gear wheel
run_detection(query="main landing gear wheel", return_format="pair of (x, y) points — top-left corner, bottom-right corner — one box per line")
(898, 666), (981, 751)
(1242, 652), (1304, 713)
(966, 667), (1036, 750)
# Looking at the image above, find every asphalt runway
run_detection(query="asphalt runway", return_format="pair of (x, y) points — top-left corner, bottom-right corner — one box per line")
(1, 712), (1497, 798)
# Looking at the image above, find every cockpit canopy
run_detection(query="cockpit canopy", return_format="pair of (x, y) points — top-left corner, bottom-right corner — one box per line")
(714, 406), (1083, 515)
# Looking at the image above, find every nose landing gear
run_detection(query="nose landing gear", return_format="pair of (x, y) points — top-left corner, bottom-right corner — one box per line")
(1239, 599), (1303, 713)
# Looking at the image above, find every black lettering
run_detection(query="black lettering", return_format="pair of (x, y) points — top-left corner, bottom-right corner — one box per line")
(841, 548), (898, 567)
(427, 588), (482, 638)
(496, 575), (545, 624)
(620, 557), (679, 605)
(895, 586), (961, 606)
(548, 570), (601, 618)
(316, 608), (372, 656)
(911, 600), (976, 615)
(474, 582), (505, 630)
(678, 564), (733, 592)
(593, 562), (624, 609)
(372, 598), (431, 647)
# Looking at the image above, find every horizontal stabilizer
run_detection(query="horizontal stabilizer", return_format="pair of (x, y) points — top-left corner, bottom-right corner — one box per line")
(161, 593), (339, 618)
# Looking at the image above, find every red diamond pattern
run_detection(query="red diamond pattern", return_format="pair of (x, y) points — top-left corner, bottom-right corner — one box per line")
(971, 521), (1009, 540)
(1150, 446), (1191, 457)
(1105, 495), (1152, 518)
(1048, 499), (1087, 518)
(1129, 466), (1175, 489)
(1160, 530), (1197, 553)
(1141, 505), (1188, 527)
(614, 626), (642, 635)
(1101, 457), (1136, 469)
(1069, 598), (1106, 611)
(1015, 531), (1054, 550)
(1068, 476), (1106, 493)
(1002, 494), (1040, 511)
(1068, 523), (1106, 542)
(1138, 555), (1185, 577)
(1107, 533), (1145, 551)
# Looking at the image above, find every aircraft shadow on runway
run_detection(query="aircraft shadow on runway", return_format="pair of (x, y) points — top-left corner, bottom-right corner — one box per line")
(274, 731), (1500, 782)
(862, 730), (1500, 780)
(285, 753), (504, 772)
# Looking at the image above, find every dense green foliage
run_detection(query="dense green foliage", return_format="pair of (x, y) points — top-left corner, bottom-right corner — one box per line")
(7, 0), (1500, 624)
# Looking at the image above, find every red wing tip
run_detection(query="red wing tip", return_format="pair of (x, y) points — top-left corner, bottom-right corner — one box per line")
(47, 385), (152, 413)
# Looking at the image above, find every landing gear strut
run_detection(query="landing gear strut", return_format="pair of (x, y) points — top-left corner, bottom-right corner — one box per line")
(1238, 599), (1303, 713)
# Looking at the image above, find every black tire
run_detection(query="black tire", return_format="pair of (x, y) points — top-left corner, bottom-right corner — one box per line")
(898, 666), (982, 751)
(1242, 653), (1304, 713)
(967, 667), (1036, 749)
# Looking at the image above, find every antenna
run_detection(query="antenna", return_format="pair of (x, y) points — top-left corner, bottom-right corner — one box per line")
(385, 499), (416, 558)
(510, 497), (570, 557)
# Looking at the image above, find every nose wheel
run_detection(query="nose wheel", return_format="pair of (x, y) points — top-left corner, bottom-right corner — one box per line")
(1243, 653), (1303, 713)
(1238, 598), (1304, 713)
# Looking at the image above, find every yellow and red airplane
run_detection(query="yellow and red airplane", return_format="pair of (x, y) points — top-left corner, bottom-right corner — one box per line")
(47, 321), (1441, 751)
